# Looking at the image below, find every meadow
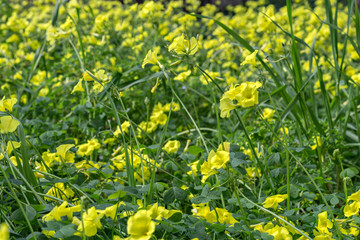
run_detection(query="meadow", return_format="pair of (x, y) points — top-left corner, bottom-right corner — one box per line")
(0, 0), (360, 239)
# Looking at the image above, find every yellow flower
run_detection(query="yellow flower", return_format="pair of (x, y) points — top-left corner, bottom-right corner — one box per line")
(45, 183), (75, 201)
(235, 81), (262, 108)
(311, 136), (322, 150)
(313, 232), (334, 240)
(114, 121), (131, 136)
(344, 201), (360, 217)
(76, 139), (100, 156)
(208, 150), (230, 170)
(262, 108), (275, 121)
(212, 208), (238, 226)
(168, 35), (198, 55)
(174, 70), (191, 82)
(316, 211), (333, 235)
(266, 225), (292, 240)
(0, 141), (21, 160)
(262, 194), (288, 210)
(219, 97), (237, 118)
(42, 201), (81, 222)
(187, 160), (199, 176)
(138, 121), (158, 134)
(142, 49), (159, 68)
(246, 167), (261, 178)
(163, 140), (181, 154)
(95, 69), (108, 82)
(127, 210), (156, 240)
(162, 102), (180, 112)
(0, 97), (17, 112)
(348, 189), (360, 202)
(241, 50), (258, 66)
(217, 142), (230, 152)
(0, 116), (20, 133)
(219, 82), (262, 118)
(56, 144), (75, 160)
(0, 223), (9, 240)
(71, 79), (84, 94)
(200, 161), (218, 183)
(150, 111), (167, 125)
(83, 70), (94, 81)
(147, 203), (169, 220)
(39, 87), (49, 97)
(77, 207), (104, 237)
(98, 202), (125, 220)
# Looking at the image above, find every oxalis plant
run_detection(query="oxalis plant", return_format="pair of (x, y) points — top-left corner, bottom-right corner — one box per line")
(0, 0), (360, 239)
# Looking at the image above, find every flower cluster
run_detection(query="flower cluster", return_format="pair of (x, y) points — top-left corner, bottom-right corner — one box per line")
(220, 81), (262, 118)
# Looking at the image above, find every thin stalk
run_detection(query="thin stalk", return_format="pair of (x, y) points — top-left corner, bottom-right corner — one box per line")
(0, 160), (37, 240)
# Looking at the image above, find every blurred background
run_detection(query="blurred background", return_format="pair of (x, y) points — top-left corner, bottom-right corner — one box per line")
(130, 0), (349, 10)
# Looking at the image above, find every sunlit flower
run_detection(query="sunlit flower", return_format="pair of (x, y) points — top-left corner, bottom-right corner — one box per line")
(220, 82), (262, 118)
(77, 207), (104, 237)
(262, 194), (288, 209)
(168, 35), (198, 55)
(0, 97), (17, 112)
(0, 116), (20, 133)
(127, 210), (155, 240)
(344, 201), (360, 217)
(262, 108), (275, 121)
(142, 49), (160, 68)
(0, 223), (9, 240)
(163, 140), (180, 154)
(241, 50), (258, 66)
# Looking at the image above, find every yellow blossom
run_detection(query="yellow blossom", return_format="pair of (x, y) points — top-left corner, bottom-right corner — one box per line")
(348, 189), (360, 202)
(56, 144), (75, 160)
(266, 225), (292, 240)
(83, 70), (94, 81)
(246, 167), (261, 178)
(219, 97), (236, 118)
(45, 183), (75, 201)
(0, 97), (17, 112)
(71, 79), (84, 93)
(241, 50), (258, 66)
(0, 116), (20, 133)
(114, 121), (131, 136)
(174, 70), (191, 82)
(142, 49), (159, 68)
(127, 210), (155, 240)
(262, 108), (275, 121)
(168, 35), (198, 55)
(77, 207), (104, 237)
(200, 161), (218, 183)
(163, 140), (180, 154)
(311, 136), (322, 150)
(0, 223), (9, 240)
(219, 82), (262, 118)
(316, 211), (333, 235)
(262, 194), (288, 210)
(344, 201), (360, 217)
(208, 150), (229, 170)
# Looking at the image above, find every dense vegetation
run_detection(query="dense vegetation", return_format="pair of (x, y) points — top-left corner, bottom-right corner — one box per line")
(1, 0), (360, 239)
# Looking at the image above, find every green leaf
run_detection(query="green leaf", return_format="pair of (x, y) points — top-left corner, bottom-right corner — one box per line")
(25, 205), (37, 221)
(108, 190), (127, 200)
(53, 224), (76, 238)
(187, 145), (204, 155)
(163, 187), (188, 204)
(330, 196), (339, 206)
(230, 152), (247, 167)
(168, 212), (182, 222)
(341, 167), (359, 178)
(10, 205), (37, 221)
